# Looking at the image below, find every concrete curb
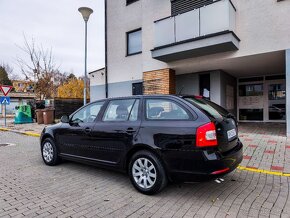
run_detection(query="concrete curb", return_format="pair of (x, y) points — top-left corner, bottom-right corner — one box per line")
(0, 127), (41, 137)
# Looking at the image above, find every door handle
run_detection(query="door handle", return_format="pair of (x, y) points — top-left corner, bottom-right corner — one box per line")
(114, 130), (124, 133)
(84, 127), (92, 134)
(126, 128), (136, 134)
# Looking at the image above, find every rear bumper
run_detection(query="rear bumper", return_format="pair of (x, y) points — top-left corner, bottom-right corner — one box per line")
(164, 140), (243, 182)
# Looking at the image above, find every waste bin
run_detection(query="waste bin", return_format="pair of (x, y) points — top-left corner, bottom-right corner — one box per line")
(35, 109), (44, 124)
(43, 108), (55, 125)
(14, 105), (33, 124)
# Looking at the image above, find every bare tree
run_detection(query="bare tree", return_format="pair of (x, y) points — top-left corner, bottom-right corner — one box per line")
(16, 35), (59, 99)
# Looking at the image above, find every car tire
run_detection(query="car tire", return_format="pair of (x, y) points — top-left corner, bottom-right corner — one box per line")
(41, 138), (61, 166)
(129, 150), (167, 195)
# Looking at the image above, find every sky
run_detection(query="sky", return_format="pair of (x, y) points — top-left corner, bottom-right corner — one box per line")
(0, 0), (105, 78)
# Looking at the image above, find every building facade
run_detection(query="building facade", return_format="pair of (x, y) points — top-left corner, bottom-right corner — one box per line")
(91, 0), (290, 135)
(12, 80), (34, 93)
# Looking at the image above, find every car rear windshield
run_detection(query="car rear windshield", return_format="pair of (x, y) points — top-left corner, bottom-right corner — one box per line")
(184, 97), (229, 119)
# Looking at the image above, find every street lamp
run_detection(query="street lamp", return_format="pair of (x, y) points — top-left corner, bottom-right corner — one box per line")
(78, 7), (93, 105)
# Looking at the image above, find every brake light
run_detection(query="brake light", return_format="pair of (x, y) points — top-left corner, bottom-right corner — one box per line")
(196, 122), (218, 147)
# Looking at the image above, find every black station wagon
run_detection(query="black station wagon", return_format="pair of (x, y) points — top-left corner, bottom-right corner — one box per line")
(40, 95), (243, 195)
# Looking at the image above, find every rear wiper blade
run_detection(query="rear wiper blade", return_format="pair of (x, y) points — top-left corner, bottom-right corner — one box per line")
(226, 113), (235, 118)
(226, 113), (238, 126)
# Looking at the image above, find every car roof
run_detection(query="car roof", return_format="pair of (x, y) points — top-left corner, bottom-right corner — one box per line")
(93, 94), (177, 101)
(89, 95), (205, 104)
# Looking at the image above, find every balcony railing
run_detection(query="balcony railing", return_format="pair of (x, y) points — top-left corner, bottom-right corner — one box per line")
(152, 0), (239, 61)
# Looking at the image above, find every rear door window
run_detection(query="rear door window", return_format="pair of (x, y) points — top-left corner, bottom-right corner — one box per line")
(184, 97), (228, 119)
(103, 99), (139, 122)
(146, 99), (190, 120)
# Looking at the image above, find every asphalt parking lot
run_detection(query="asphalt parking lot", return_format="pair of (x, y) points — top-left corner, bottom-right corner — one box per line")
(1, 129), (290, 218)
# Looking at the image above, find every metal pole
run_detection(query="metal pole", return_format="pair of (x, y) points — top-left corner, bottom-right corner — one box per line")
(4, 103), (6, 127)
(104, 0), (108, 98)
(83, 20), (88, 105)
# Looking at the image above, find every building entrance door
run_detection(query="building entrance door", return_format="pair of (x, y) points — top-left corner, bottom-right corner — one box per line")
(265, 80), (286, 122)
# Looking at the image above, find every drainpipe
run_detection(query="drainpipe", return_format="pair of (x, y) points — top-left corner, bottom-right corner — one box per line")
(104, 0), (108, 98)
(286, 49), (290, 137)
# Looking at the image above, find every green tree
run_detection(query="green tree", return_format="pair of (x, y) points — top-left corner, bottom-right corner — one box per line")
(0, 65), (12, 86)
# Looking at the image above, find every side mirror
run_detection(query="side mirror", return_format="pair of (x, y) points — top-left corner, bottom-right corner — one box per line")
(60, 115), (70, 123)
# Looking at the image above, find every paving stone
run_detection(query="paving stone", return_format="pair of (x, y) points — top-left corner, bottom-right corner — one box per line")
(0, 124), (289, 217)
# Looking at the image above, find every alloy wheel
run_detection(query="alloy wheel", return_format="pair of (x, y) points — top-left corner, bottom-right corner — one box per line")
(132, 158), (157, 189)
(42, 142), (54, 163)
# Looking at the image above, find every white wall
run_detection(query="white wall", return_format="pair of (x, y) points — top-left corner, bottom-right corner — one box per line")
(106, 0), (143, 84)
(106, 0), (290, 83)
(88, 68), (105, 86)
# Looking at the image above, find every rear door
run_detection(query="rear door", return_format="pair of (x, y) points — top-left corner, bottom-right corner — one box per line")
(184, 97), (238, 153)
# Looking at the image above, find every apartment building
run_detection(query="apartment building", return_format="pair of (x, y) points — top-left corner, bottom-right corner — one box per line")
(91, 0), (290, 135)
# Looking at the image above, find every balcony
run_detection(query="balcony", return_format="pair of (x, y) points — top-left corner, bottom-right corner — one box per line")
(151, 0), (240, 62)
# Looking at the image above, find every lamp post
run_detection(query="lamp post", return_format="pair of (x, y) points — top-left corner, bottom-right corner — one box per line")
(78, 7), (93, 105)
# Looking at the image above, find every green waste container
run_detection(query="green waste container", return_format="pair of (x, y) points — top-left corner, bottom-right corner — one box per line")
(14, 105), (33, 124)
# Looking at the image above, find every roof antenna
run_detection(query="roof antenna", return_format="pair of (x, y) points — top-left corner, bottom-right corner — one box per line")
(178, 86), (184, 95)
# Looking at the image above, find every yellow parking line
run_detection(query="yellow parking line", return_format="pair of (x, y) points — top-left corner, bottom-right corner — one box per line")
(23, 132), (41, 137)
(0, 127), (9, 131)
(237, 166), (290, 177)
(0, 128), (40, 137)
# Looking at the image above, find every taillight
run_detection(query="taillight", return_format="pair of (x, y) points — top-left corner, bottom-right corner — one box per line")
(196, 122), (218, 147)
(211, 168), (230, 175)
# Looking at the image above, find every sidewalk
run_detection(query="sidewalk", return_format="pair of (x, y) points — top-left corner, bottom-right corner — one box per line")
(239, 122), (290, 174)
(0, 117), (49, 136)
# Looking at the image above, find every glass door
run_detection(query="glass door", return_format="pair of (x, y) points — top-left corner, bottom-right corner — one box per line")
(266, 81), (286, 121)
(238, 83), (264, 121)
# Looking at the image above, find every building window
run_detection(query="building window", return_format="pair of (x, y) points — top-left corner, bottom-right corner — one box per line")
(239, 84), (263, 97)
(126, 0), (139, 5)
(127, 28), (142, 56)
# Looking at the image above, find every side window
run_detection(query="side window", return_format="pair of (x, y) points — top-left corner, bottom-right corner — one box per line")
(103, 99), (138, 122)
(71, 101), (105, 123)
(146, 99), (190, 120)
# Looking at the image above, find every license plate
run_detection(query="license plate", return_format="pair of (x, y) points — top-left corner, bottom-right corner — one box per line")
(227, 129), (237, 140)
